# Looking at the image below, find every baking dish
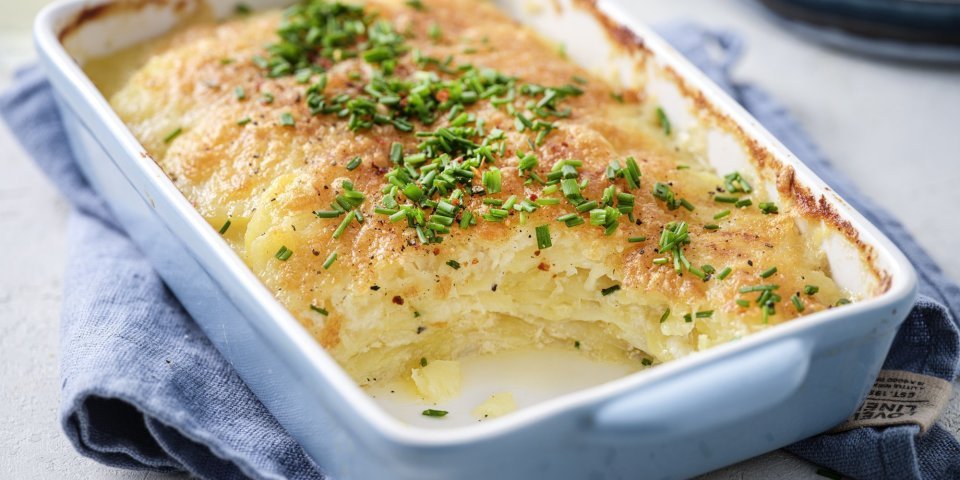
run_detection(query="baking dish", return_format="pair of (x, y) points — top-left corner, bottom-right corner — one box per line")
(34, 0), (918, 478)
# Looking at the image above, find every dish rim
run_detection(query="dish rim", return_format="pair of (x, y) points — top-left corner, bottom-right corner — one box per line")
(34, 0), (919, 448)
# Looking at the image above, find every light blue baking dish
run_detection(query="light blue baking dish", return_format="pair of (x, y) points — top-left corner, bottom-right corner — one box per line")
(35, 0), (918, 478)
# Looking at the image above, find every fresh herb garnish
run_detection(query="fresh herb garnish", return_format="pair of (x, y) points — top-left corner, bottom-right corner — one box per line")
(656, 107), (671, 136)
(163, 127), (183, 143)
(791, 293), (804, 312)
(717, 267), (732, 280)
(535, 224), (552, 250)
(322, 251), (338, 269)
(275, 245), (293, 261)
(601, 284), (621, 296)
(345, 156), (362, 171)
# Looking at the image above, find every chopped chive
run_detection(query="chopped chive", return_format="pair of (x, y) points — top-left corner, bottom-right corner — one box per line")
(420, 357), (428, 367)
(218, 219), (231, 234)
(275, 245), (293, 261)
(279, 112), (295, 126)
(589, 209), (606, 226)
(713, 210), (731, 220)
(535, 224), (552, 250)
(714, 195), (738, 203)
(641, 358), (653, 366)
(483, 168), (502, 194)
(574, 340), (581, 349)
(759, 202), (779, 214)
(163, 127), (182, 143)
(603, 221), (619, 236)
(686, 266), (705, 280)
(836, 298), (852, 306)
(236, 117), (252, 126)
(345, 156), (362, 170)
(735, 198), (753, 208)
(791, 294), (804, 312)
(696, 310), (713, 318)
(628, 236), (646, 243)
(428, 23), (441, 41)
(234, 86), (245, 100)
(656, 107), (671, 136)
(333, 211), (354, 238)
(679, 199), (695, 211)
(556, 213), (578, 223)
(804, 285), (820, 295)
(659, 308), (670, 323)
(759, 266), (778, 278)
(460, 211), (474, 229)
(652, 257), (669, 265)
(601, 284), (621, 296)
(260, 92), (274, 104)
(421, 409), (448, 417)
(735, 299), (750, 308)
(683, 313), (692, 323)
(717, 267), (732, 280)
(576, 200), (598, 213)
(389, 142), (403, 164)
(446, 259), (461, 270)
(314, 210), (342, 218)
(323, 252), (338, 269)
(310, 305), (328, 316)
(704, 224), (720, 230)
(739, 284), (779, 293)
(724, 172), (753, 194)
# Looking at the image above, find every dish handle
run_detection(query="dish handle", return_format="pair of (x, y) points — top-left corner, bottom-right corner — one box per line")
(591, 337), (812, 438)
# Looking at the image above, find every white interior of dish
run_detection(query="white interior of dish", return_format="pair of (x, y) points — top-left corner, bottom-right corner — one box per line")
(55, 0), (892, 428)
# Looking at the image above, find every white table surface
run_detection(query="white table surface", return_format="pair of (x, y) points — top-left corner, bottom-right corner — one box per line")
(1, 0), (958, 478)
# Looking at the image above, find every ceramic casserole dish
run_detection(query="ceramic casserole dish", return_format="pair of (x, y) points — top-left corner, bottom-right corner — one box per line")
(34, 0), (918, 478)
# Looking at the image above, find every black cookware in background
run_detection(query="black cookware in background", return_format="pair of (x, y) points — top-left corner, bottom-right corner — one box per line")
(756, 0), (960, 63)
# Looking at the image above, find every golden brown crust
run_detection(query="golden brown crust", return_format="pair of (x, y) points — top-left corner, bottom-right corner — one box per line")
(571, 0), (885, 292)
(89, 0), (866, 381)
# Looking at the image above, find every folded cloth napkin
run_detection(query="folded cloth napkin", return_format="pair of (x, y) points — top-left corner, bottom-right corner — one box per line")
(2, 21), (958, 480)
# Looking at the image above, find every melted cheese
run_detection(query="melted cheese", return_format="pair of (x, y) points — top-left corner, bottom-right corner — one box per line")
(88, 0), (849, 386)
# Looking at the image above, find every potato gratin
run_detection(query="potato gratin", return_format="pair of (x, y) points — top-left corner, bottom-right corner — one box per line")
(88, 0), (853, 391)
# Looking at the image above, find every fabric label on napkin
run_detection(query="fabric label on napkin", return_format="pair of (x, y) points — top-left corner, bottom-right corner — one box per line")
(832, 370), (952, 434)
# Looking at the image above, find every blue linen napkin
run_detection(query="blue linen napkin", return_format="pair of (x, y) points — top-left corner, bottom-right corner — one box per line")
(1, 21), (958, 480)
